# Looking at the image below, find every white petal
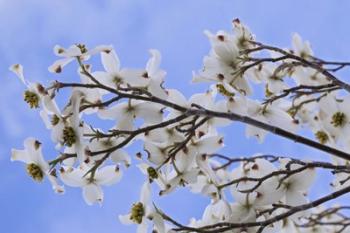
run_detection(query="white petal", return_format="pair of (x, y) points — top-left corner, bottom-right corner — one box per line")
(144, 142), (167, 165)
(24, 137), (48, 170)
(196, 155), (218, 184)
(39, 110), (52, 129)
(288, 168), (316, 192)
(48, 57), (74, 73)
(111, 149), (131, 167)
(11, 149), (30, 163)
(47, 174), (65, 194)
(140, 181), (151, 204)
(292, 34), (303, 53)
(144, 127), (168, 143)
(137, 163), (149, 176)
(285, 191), (307, 206)
(87, 45), (113, 56)
(54, 44), (80, 57)
(166, 89), (188, 107)
(174, 149), (196, 172)
(98, 102), (129, 120)
(147, 80), (167, 99)
(146, 49), (161, 75)
(231, 203), (256, 223)
(285, 191), (310, 220)
(245, 125), (267, 143)
(116, 115), (135, 131)
(60, 167), (86, 187)
(9, 64), (26, 85)
(182, 169), (199, 184)
(120, 69), (149, 86)
(101, 50), (120, 73)
(137, 222), (148, 233)
(119, 213), (134, 225)
(62, 157), (76, 167)
(72, 139), (87, 164)
(92, 71), (115, 94)
(53, 45), (66, 56)
(135, 102), (163, 124)
(189, 92), (214, 109)
(70, 90), (84, 127)
(267, 108), (298, 133)
(41, 96), (61, 115)
(82, 184), (103, 205)
(95, 165), (122, 186)
(51, 122), (65, 144)
(152, 213), (165, 233)
(253, 180), (285, 206)
(193, 135), (224, 154)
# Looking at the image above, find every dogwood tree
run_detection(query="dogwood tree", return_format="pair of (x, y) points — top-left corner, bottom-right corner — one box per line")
(10, 19), (350, 232)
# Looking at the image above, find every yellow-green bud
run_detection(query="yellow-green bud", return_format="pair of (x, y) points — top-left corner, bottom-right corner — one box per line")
(265, 85), (273, 97)
(287, 108), (297, 117)
(130, 202), (145, 224)
(216, 84), (234, 97)
(331, 112), (346, 127)
(26, 163), (44, 182)
(24, 90), (40, 108)
(51, 115), (60, 126)
(147, 167), (158, 180)
(315, 131), (329, 144)
(63, 126), (76, 147)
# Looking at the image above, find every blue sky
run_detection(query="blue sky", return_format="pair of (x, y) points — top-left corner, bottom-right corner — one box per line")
(1, 1), (350, 232)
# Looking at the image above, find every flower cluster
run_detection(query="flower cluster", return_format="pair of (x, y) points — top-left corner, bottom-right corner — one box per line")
(11, 19), (350, 232)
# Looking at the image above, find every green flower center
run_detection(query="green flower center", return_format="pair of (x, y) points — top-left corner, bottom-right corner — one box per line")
(216, 83), (234, 97)
(130, 202), (145, 224)
(51, 115), (60, 126)
(63, 126), (76, 147)
(24, 90), (39, 108)
(331, 112), (346, 127)
(113, 76), (123, 86)
(102, 139), (113, 147)
(147, 167), (158, 180)
(315, 131), (329, 144)
(26, 163), (44, 182)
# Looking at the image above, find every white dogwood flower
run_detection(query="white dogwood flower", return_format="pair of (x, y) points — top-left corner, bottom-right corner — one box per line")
(10, 64), (60, 113)
(246, 99), (298, 142)
(231, 158), (285, 208)
(92, 48), (149, 91)
(98, 100), (163, 130)
(60, 164), (122, 205)
(119, 181), (165, 233)
(48, 44), (112, 73)
(11, 137), (64, 193)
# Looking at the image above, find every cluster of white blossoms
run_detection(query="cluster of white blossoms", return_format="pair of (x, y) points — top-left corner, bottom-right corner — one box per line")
(11, 19), (350, 232)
